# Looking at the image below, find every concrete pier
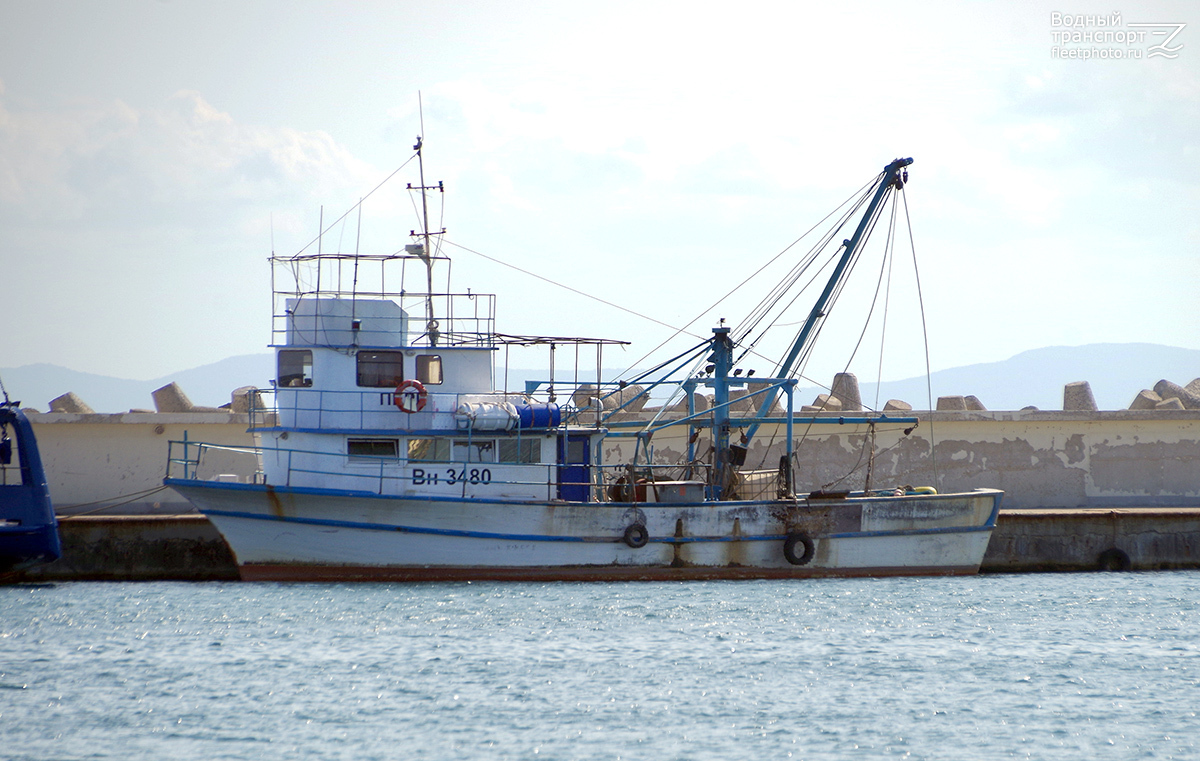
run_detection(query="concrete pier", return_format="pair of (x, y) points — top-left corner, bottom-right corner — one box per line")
(981, 508), (1200, 573)
(10, 508), (1200, 581)
(12, 404), (1200, 581)
(18, 516), (237, 581)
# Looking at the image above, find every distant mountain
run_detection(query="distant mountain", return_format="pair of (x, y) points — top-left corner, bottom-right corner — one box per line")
(499, 344), (1199, 412)
(3, 344), (1197, 413)
(804, 344), (1200, 412)
(1, 355), (275, 412)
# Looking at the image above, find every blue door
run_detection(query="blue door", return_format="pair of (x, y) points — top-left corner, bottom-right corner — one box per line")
(557, 434), (591, 502)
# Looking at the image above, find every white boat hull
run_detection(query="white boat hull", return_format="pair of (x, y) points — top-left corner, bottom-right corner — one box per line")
(167, 480), (1002, 581)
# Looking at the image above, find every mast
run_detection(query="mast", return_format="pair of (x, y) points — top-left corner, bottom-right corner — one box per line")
(408, 136), (445, 346)
(743, 157), (912, 444)
(708, 324), (735, 499)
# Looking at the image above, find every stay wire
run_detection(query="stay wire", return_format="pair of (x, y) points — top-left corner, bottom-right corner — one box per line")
(811, 191), (898, 479)
(777, 182), (891, 384)
(731, 177), (878, 357)
(874, 195), (900, 411)
(738, 175), (883, 382)
(752, 186), (898, 471)
(291, 153), (419, 259)
(732, 215), (856, 366)
(442, 239), (696, 338)
(900, 186), (939, 488)
(840, 188), (899, 386)
(448, 174), (876, 390)
(612, 174), (880, 383)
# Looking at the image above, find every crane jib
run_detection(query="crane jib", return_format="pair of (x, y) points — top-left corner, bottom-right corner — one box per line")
(743, 157), (913, 445)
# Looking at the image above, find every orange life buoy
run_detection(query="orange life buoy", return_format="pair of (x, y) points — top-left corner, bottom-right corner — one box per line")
(394, 379), (428, 413)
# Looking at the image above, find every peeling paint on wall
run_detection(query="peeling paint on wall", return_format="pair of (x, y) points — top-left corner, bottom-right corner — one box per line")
(609, 410), (1200, 509)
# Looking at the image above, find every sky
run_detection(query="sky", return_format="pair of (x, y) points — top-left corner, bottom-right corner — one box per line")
(1, 0), (1197, 391)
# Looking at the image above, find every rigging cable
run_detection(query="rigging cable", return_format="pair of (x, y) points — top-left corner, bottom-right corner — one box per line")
(610, 173), (879, 387)
(442, 239), (696, 338)
(445, 174), (876, 394)
(874, 196), (899, 411)
(900, 185), (939, 490)
(771, 175), (895, 387)
(750, 185), (901, 472)
(291, 152), (419, 259)
(731, 178), (877, 360)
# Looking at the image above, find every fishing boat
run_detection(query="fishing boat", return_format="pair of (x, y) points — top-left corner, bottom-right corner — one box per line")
(165, 148), (1001, 581)
(1, 399), (62, 576)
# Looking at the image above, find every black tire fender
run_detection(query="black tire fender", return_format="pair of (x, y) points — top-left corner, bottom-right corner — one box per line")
(783, 532), (815, 566)
(623, 523), (649, 549)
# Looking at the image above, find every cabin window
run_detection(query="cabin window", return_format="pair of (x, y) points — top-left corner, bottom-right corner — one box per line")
(347, 439), (399, 458)
(499, 438), (541, 464)
(407, 438), (500, 463)
(565, 438), (588, 464)
(453, 440), (495, 463)
(278, 350), (313, 388)
(408, 438), (451, 462)
(357, 351), (405, 388)
(416, 355), (443, 385)
(0, 426), (22, 484)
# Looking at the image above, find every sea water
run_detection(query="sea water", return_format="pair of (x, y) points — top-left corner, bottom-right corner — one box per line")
(2, 574), (1198, 760)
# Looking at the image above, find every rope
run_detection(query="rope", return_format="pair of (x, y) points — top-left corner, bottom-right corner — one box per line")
(56, 485), (176, 518)
(820, 423), (915, 491)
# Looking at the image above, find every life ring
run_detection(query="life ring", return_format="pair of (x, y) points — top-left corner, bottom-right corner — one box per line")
(783, 532), (815, 566)
(623, 523), (649, 549)
(394, 379), (428, 413)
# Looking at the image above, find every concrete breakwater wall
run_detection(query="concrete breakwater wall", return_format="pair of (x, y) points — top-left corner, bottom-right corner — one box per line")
(604, 408), (1200, 510)
(27, 408), (1200, 515)
(28, 411), (254, 515)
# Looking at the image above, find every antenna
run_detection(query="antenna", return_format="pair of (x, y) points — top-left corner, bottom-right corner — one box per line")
(355, 197), (362, 254)
(407, 92), (446, 346)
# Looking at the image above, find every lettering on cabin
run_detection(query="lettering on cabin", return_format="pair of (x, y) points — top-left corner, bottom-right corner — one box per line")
(412, 467), (492, 486)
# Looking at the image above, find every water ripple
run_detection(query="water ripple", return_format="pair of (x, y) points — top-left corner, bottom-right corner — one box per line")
(2, 574), (1199, 760)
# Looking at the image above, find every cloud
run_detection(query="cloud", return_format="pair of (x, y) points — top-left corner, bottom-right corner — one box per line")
(0, 89), (413, 377)
(0, 90), (379, 238)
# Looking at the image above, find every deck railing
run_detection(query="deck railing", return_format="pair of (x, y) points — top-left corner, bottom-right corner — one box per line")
(166, 439), (736, 504)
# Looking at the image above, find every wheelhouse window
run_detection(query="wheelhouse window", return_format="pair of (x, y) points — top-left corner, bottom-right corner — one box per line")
(357, 351), (404, 388)
(453, 440), (495, 463)
(347, 439), (399, 458)
(416, 355), (443, 385)
(408, 438), (451, 462)
(278, 350), (313, 387)
(408, 438), (501, 463)
(499, 438), (541, 464)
